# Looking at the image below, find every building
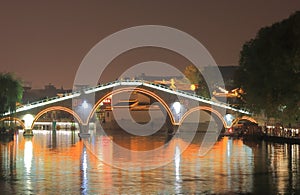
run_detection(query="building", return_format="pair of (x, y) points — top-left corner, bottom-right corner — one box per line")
(22, 83), (72, 104)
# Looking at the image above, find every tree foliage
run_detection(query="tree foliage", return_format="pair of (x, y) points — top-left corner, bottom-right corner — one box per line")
(0, 73), (23, 116)
(235, 11), (300, 124)
(184, 65), (210, 98)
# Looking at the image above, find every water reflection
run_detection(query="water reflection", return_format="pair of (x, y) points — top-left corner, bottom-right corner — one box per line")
(23, 138), (33, 193)
(0, 130), (299, 194)
(174, 145), (182, 194)
(260, 142), (300, 194)
(24, 139), (33, 174)
(80, 146), (88, 194)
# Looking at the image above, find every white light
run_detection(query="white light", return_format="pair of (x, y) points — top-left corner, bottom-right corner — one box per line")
(224, 114), (235, 126)
(23, 114), (34, 129)
(82, 100), (88, 109)
(173, 102), (181, 114)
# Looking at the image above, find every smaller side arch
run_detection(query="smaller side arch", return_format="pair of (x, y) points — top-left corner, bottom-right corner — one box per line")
(31, 106), (83, 129)
(0, 117), (26, 129)
(180, 106), (228, 128)
(231, 116), (258, 127)
(240, 116), (257, 124)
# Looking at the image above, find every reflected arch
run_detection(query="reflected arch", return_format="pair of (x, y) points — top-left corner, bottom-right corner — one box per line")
(0, 117), (26, 129)
(87, 87), (176, 125)
(180, 106), (228, 128)
(31, 106), (83, 129)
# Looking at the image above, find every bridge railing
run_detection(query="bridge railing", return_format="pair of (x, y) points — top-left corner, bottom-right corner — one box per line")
(15, 79), (251, 115)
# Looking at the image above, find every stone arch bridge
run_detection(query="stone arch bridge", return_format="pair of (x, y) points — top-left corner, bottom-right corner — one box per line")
(1, 80), (255, 137)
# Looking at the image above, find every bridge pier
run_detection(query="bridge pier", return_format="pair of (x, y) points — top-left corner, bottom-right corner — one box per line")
(52, 121), (57, 131)
(166, 116), (179, 135)
(78, 124), (90, 138)
(167, 125), (179, 135)
(23, 129), (34, 136)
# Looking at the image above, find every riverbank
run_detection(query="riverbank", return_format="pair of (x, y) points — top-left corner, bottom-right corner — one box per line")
(226, 124), (300, 144)
(261, 126), (300, 144)
(243, 126), (300, 144)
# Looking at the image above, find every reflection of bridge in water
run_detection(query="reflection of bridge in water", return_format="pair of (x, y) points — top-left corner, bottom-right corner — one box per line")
(1, 80), (256, 137)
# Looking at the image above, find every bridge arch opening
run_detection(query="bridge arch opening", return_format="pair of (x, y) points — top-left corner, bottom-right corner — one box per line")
(0, 117), (26, 129)
(87, 87), (176, 128)
(31, 106), (83, 130)
(180, 106), (228, 130)
(231, 116), (258, 127)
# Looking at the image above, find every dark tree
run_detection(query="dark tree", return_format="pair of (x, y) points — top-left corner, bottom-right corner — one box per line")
(0, 73), (23, 116)
(235, 11), (300, 124)
(184, 65), (210, 98)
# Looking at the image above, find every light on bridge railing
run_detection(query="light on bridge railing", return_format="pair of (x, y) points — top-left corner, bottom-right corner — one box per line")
(224, 114), (235, 127)
(82, 100), (89, 109)
(172, 102), (181, 114)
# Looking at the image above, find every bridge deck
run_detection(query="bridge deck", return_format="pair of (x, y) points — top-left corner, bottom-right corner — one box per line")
(6, 80), (250, 115)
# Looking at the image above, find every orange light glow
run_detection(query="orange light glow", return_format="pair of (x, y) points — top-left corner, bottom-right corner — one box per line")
(240, 116), (257, 124)
(190, 84), (196, 91)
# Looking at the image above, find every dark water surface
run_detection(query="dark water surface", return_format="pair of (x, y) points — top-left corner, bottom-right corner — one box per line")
(0, 130), (299, 194)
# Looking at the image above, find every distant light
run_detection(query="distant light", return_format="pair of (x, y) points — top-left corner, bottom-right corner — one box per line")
(103, 98), (111, 104)
(173, 102), (181, 114)
(218, 86), (228, 93)
(82, 100), (88, 109)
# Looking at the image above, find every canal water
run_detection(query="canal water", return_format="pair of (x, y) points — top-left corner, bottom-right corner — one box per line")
(0, 129), (299, 194)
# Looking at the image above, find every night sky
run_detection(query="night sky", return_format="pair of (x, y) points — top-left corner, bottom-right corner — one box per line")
(1, 1), (300, 88)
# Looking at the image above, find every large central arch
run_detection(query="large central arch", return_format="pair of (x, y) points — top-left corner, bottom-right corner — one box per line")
(31, 106), (83, 129)
(87, 87), (176, 125)
(180, 106), (228, 128)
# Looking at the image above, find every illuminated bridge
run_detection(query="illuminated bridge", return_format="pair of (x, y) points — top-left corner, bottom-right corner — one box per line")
(1, 80), (256, 137)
